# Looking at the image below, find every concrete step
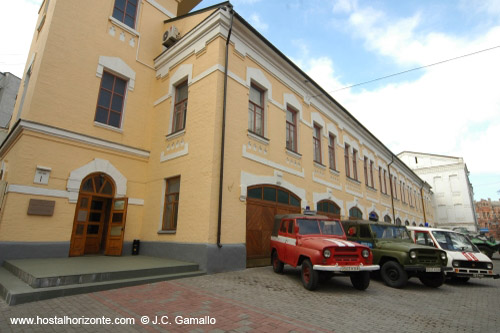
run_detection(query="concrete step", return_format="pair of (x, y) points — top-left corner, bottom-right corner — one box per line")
(0, 266), (206, 306)
(3, 256), (199, 288)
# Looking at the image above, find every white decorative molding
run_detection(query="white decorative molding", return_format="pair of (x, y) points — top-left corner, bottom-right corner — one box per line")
(0, 120), (149, 159)
(7, 184), (69, 199)
(109, 16), (140, 37)
(345, 187), (363, 199)
(146, 0), (175, 18)
(67, 158), (127, 203)
(242, 145), (304, 178)
(240, 170), (307, 207)
(160, 143), (189, 162)
(96, 56), (136, 91)
(313, 189), (344, 216)
(312, 174), (342, 191)
(346, 199), (365, 217)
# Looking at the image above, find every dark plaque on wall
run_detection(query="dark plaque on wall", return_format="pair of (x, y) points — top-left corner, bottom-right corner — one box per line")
(27, 199), (55, 216)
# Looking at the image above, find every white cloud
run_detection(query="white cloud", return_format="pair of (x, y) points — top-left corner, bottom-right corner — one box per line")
(297, 4), (500, 177)
(0, 0), (41, 77)
(332, 0), (358, 14)
(249, 13), (268, 32)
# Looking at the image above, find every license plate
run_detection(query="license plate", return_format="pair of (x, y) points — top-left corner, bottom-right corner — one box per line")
(341, 266), (360, 271)
(472, 273), (484, 278)
(426, 267), (441, 272)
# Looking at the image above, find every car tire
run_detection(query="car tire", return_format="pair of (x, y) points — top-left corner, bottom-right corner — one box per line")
(419, 272), (445, 288)
(350, 271), (370, 290)
(381, 261), (408, 288)
(271, 250), (284, 274)
(301, 259), (318, 291)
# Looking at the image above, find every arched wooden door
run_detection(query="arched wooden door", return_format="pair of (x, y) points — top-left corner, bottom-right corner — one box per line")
(69, 173), (127, 256)
(246, 185), (301, 267)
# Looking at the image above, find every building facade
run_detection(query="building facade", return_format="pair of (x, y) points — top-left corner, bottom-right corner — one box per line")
(475, 199), (500, 239)
(398, 151), (478, 232)
(0, 72), (21, 142)
(0, 0), (434, 272)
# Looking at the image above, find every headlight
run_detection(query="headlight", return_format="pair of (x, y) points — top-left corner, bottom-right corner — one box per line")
(362, 249), (369, 258)
(452, 261), (459, 267)
(487, 263), (493, 270)
(324, 249), (331, 258)
(440, 252), (447, 261)
(409, 251), (417, 259)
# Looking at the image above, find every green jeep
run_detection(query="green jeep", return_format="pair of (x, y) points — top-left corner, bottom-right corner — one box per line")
(341, 220), (450, 288)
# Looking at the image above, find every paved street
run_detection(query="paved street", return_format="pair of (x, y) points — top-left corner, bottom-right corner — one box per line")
(2, 253), (500, 332)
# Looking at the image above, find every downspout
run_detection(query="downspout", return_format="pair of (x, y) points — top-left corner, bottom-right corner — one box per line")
(420, 184), (427, 224)
(217, 5), (234, 249)
(388, 155), (396, 223)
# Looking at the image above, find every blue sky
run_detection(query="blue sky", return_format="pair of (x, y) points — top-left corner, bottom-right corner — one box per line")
(1, 0), (499, 200)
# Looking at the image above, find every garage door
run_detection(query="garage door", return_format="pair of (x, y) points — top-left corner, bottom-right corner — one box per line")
(246, 185), (301, 267)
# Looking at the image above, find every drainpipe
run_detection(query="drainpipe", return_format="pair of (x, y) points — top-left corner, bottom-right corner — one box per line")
(420, 183), (427, 224)
(388, 155), (396, 223)
(217, 5), (234, 249)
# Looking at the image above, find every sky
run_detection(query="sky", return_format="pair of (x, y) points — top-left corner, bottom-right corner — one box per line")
(1, 0), (499, 201)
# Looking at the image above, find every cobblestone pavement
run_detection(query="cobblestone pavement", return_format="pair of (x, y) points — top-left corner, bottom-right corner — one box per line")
(1, 254), (500, 332)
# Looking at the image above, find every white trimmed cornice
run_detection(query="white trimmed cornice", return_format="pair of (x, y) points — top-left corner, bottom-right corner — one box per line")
(0, 120), (150, 159)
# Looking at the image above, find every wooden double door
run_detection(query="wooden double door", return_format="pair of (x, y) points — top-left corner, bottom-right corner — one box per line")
(69, 173), (128, 256)
(246, 185), (301, 266)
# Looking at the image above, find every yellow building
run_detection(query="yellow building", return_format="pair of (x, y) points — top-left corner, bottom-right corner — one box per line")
(0, 0), (434, 272)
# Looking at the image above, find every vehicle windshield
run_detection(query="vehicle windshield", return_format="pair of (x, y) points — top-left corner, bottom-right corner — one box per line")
(432, 231), (478, 252)
(370, 225), (411, 240)
(297, 219), (344, 236)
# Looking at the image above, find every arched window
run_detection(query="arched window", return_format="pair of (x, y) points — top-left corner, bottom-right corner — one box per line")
(397, 218), (402, 225)
(411, 221), (416, 226)
(349, 207), (363, 220)
(317, 200), (341, 218)
(404, 220), (409, 226)
(247, 185), (300, 207)
(80, 173), (115, 197)
(369, 211), (379, 221)
(384, 215), (392, 223)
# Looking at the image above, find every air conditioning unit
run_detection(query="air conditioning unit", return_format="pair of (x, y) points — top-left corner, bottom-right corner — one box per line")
(162, 25), (180, 48)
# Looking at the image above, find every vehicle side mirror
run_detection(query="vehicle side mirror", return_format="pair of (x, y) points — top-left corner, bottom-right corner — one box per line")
(428, 240), (435, 247)
(348, 227), (356, 237)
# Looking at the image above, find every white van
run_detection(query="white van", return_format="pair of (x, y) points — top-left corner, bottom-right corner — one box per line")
(407, 226), (499, 282)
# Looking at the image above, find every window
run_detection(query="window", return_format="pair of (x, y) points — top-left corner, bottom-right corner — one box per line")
(393, 176), (398, 199)
(313, 124), (322, 163)
(352, 149), (358, 180)
(344, 144), (350, 177)
(172, 81), (188, 133)
(286, 107), (297, 152)
(112, 0), (138, 29)
(370, 160), (374, 188)
(378, 167), (382, 193)
(317, 200), (341, 217)
(364, 157), (368, 186)
(162, 176), (180, 231)
(248, 84), (264, 136)
(349, 207), (363, 219)
(95, 71), (127, 128)
(383, 169), (387, 194)
(328, 135), (336, 170)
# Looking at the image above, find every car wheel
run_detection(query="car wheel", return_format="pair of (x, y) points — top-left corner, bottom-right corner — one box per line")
(419, 272), (445, 288)
(271, 250), (284, 274)
(350, 271), (370, 290)
(381, 261), (408, 288)
(301, 259), (318, 291)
